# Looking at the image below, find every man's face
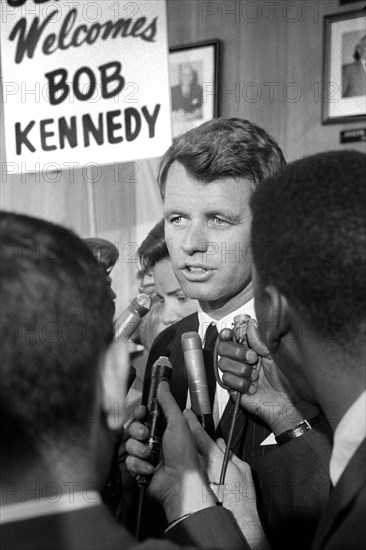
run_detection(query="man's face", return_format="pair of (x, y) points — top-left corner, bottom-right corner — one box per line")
(252, 265), (315, 404)
(153, 257), (198, 327)
(163, 162), (253, 310)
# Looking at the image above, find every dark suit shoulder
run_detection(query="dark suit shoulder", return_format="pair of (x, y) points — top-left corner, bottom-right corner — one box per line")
(146, 313), (199, 366)
(314, 439), (366, 550)
(319, 486), (366, 550)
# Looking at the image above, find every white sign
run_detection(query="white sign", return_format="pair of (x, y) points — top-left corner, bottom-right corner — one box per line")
(0, 0), (172, 172)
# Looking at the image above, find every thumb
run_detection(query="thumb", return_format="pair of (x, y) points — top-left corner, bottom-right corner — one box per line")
(184, 409), (220, 459)
(216, 438), (226, 453)
(247, 319), (271, 358)
(156, 380), (182, 424)
(216, 438), (252, 479)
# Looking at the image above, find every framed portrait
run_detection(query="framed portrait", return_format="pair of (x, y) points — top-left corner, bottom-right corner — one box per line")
(169, 40), (219, 137)
(322, 9), (366, 124)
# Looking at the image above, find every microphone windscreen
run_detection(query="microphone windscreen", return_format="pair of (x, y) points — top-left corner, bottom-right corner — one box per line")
(114, 293), (151, 340)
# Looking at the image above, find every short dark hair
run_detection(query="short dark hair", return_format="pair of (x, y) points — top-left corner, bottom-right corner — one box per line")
(138, 219), (168, 275)
(251, 150), (366, 347)
(157, 117), (286, 199)
(0, 212), (114, 457)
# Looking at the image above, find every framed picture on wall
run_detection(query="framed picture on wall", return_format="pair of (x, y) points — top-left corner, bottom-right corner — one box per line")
(322, 9), (366, 124)
(169, 40), (219, 137)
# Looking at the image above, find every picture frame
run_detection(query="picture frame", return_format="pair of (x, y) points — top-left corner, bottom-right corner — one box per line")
(322, 9), (366, 124)
(169, 40), (219, 137)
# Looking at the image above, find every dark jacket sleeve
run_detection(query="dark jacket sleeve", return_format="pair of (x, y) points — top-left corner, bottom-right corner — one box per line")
(163, 507), (250, 550)
(253, 418), (333, 550)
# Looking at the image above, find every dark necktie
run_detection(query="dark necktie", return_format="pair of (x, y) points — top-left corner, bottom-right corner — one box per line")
(202, 323), (218, 408)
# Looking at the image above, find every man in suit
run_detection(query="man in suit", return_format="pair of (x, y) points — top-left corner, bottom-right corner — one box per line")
(126, 118), (332, 547)
(0, 211), (250, 550)
(128, 150), (366, 549)
(220, 150), (366, 548)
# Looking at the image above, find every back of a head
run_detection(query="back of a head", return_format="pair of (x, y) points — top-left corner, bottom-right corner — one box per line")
(158, 117), (286, 198)
(0, 212), (114, 459)
(251, 150), (366, 349)
(138, 218), (168, 275)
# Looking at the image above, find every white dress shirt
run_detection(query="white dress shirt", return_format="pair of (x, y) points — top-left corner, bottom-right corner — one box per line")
(329, 390), (366, 486)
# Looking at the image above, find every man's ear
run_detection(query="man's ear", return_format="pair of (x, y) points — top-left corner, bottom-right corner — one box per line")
(100, 340), (129, 432)
(261, 285), (291, 352)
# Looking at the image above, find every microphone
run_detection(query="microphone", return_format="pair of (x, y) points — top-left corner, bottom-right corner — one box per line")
(137, 356), (172, 486)
(114, 293), (151, 341)
(181, 332), (215, 439)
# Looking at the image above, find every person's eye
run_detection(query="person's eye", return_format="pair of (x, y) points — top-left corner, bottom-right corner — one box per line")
(151, 293), (164, 304)
(209, 216), (230, 228)
(177, 295), (188, 303)
(166, 214), (190, 227)
(170, 216), (183, 225)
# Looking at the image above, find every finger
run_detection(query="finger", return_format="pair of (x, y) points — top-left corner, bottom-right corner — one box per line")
(132, 404), (147, 420)
(128, 420), (150, 441)
(216, 340), (248, 362)
(123, 405), (146, 432)
(218, 328), (234, 341)
(125, 437), (152, 460)
(250, 368), (260, 381)
(216, 438), (226, 453)
(245, 349), (259, 364)
(216, 438), (252, 479)
(222, 372), (252, 394)
(230, 453), (253, 479)
(184, 409), (218, 457)
(218, 356), (254, 378)
(247, 383), (259, 396)
(247, 319), (271, 357)
(125, 455), (155, 477)
(157, 380), (184, 424)
(216, 438), (234, 463)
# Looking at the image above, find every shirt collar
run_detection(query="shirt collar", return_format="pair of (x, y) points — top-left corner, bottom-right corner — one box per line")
(329, 390), (366, 486)
(198, 299), (256, 342)
(0, 490), (101, 524)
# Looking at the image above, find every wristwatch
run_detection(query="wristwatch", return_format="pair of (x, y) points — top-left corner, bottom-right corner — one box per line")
(275, 414), (322, 446)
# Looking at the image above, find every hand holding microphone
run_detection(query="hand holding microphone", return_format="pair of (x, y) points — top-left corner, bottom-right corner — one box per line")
(216, 318), (313, 434)
(126, 370), (216, 527)
(216, 316), (262, 397)
(136, 356), (172, 487)
(127, 355), (172, 538)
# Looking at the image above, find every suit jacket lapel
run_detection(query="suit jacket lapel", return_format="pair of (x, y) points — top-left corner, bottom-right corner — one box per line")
(312, 439), (366, 550)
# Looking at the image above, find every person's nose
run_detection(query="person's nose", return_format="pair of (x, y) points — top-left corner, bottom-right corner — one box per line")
(181, 221), (209, 256)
